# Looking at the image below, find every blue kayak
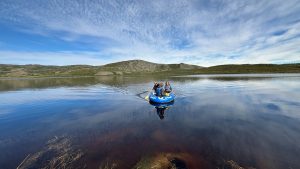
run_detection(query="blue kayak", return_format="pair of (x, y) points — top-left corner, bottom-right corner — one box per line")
(149, 92), (175, 103)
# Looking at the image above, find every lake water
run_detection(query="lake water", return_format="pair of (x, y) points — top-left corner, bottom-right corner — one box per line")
(0, 74), (300, 169)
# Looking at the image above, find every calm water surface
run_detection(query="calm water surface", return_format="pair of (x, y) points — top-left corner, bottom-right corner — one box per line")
(0, 74), (300, 169)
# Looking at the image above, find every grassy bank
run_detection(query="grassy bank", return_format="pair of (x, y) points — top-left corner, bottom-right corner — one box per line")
(1, 60), (299, 78)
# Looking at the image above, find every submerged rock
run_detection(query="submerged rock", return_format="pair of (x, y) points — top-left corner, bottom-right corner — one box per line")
(16, 136), (84, 169)
(133, 153), (188, 169)
(224, 160), (256, 169)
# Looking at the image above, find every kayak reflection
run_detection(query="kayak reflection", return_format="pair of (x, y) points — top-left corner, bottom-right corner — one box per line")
(149, 101), (174, 120)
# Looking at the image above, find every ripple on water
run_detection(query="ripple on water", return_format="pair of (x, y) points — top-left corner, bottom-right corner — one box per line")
(0, 75), (300, 169)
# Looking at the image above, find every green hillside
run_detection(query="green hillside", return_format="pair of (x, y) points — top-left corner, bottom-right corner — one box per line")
(0, 60), (299, 78)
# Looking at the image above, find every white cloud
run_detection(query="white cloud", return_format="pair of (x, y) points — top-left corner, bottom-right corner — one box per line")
(0, 51), (111, 65)
(0, 0), (299, 66)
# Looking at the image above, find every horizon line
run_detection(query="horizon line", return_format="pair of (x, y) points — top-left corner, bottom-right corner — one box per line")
(1, 59), (299, 68)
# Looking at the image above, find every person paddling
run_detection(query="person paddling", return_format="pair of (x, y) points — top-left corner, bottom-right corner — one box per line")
(164, 81), (172, 93)
(155, 82), (164, 97)
(149, 82), (175, 103)
(152, 82), (159, 91)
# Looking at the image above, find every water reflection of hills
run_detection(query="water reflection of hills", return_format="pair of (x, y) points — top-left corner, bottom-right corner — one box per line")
(1, 74), (299, 91)
(0, 76), (149, 91)
(0, 76), (195, 91)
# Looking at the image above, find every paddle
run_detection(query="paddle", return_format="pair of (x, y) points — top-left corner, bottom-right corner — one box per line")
(145, 95), (149, 101)
(145, 90), (152, 101)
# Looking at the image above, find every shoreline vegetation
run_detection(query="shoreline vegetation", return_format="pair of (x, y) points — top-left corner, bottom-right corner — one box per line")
(1, 60), (299, 78)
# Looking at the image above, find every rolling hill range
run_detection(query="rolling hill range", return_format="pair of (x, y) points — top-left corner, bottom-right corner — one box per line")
(0, 60), (299, 78)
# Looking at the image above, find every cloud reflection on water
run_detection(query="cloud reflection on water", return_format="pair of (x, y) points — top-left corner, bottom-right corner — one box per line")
(0, 74), (300, 169)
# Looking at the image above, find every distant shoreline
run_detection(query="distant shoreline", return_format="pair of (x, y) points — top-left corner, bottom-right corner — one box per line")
(1, 73), (300, 80)
(1, 60), (299, 78)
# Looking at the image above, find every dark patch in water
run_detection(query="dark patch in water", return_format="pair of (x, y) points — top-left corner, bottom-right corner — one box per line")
(170, 157), (188, 169)
(265, 103), (281, 111)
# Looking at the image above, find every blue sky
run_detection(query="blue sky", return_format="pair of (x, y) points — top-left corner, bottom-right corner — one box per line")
(0, 0), (300, 66)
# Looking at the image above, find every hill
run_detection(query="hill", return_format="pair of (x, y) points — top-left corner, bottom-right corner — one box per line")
(0, 60), (299, 78)
(196, 64), (300, 74)
(0, 60), (203, 77)
(102, 60), (202, 72)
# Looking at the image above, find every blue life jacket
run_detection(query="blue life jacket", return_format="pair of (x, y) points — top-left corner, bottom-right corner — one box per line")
(155, 87), (163, 96)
